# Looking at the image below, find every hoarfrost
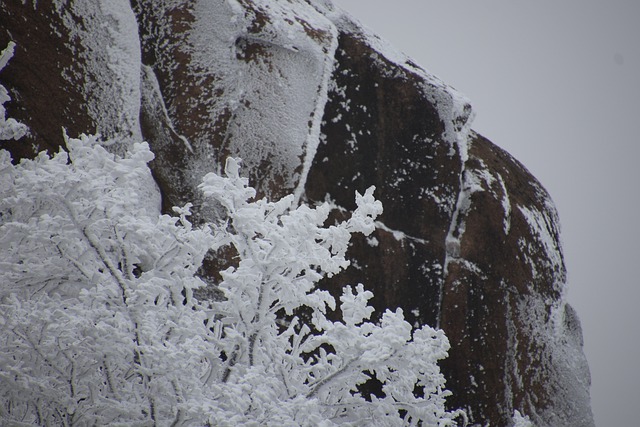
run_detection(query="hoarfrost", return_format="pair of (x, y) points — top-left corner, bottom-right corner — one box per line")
(518, 204), (564, 283)
(514, 295), (594, 426)
(187, 0), (339, 200)
(497, 172), (512, 234)
(512, 410), (533, 427)
(140, 65), (194, 153)
(53, 0), (142, 149)
(0, 42), (29, 141)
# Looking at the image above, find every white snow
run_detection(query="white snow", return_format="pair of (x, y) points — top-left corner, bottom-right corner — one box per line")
(187, 0), (339, 200)
(0, 41), (15, 70)
(497, 172), (512, 234)
(321, 4), (481, 330)
(374, 220), (428, 245)
(140, 65), (194, 153)
(54, 0), (142, 149)
(514, 294), (594, 426)
(512, 410), (534, 427)
(518, 204), (564, 283)
(159, 0), (476, 201)
(443, 167), (486, 271)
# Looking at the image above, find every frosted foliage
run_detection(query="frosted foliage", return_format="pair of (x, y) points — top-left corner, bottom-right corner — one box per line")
(0, 139), (460, 426)
(512, 410), (533, 427)
(0, 42), (28, 141)
(0, 136), (215, 425)
(199, 158), (462, 426)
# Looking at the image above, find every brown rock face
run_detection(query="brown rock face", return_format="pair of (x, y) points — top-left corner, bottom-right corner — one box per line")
(439, 133), (592, 425)
(1, 1), (143, 160)
(0, 2), (93, 159)
(132, 0), (338, 203)
(306, 25), (592, 425)
(0, 1), (593, 425)
(306, 30), (461, 328)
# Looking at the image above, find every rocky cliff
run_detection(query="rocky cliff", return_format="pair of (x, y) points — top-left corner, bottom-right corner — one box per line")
(0, 1), (593, 425)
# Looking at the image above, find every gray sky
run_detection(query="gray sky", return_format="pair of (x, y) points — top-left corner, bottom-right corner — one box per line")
(334, 1), (640, 425)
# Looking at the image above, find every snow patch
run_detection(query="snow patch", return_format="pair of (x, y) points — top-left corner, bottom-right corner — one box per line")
(515, 295), (594, 426)
(0, 41), (15, 71)
(517, 204), (564, 283)
(512, 410), (534, 427)
(187, 0), (338, 200)
(140, 65), (194, 153)
(324, 5), (482, 330)
(375, 220), (428, 245)
(497, 172), (512, 234)
(54, 0), (142, 149)
(443, 167), (485, 272)
(365, 235), (379, 247)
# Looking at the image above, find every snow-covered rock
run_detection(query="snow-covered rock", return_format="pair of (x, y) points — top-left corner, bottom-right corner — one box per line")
(0, 1), (593, 425)
(0, 1), (141, 156)
(303, 19), (593, 425)
(134, 0), (338, 203)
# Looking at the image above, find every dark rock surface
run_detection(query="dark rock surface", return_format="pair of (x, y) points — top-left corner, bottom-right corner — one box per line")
(0, 3), (93, 159)
(0, 1), (593, 425)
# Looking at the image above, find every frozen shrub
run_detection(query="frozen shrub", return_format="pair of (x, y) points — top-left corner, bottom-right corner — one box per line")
(0, 136), (461, 426)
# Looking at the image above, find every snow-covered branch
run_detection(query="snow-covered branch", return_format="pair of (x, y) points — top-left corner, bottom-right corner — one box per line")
(1, 137), (461, 425)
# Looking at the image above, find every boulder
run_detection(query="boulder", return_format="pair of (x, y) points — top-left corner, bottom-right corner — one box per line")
(0, 1), (593, 425)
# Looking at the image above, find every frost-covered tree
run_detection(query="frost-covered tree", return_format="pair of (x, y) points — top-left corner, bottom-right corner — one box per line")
(199, 158), (462, 426)
(0, 131), (461, 425)
(0, 135), (217, 425)
(0, 42), (28, 141)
